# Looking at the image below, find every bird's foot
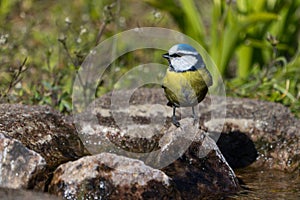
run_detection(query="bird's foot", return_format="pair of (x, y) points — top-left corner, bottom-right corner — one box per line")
(193, 117), (199, 126)
(191, 106), (198, 126)
(172, 116), (180, 127)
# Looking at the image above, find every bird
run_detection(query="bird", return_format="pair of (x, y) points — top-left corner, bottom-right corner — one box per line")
(162, 44), (213, 127)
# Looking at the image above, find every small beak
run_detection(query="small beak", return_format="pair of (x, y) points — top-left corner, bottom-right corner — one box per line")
(162, 53), (170, 59)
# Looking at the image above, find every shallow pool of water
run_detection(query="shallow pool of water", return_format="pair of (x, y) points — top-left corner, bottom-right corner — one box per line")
(228, 167), (300, 199)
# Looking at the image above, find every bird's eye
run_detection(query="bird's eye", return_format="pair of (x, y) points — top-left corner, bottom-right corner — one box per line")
(170, 53), (181, 58)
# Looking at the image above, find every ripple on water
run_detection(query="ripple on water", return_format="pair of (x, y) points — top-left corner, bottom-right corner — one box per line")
(227, 167), (300, 199)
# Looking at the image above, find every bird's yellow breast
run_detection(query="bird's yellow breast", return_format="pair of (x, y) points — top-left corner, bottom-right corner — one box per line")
(162, 68), (212, 107)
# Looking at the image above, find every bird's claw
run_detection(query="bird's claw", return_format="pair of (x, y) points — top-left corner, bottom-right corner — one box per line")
(193, 118), (199, 126)
(172, 116), (180, 127)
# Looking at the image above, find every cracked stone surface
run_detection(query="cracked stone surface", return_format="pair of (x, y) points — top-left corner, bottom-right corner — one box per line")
(48, 152), (178, 199)
(0, 104), (90, 190)
(0, 133), (46, 189)
(76, 88), (299, 172)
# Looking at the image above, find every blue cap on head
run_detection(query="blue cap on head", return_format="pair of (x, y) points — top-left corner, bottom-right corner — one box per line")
(165, 44), (206, 72)
(168, 44), (199, 56)
(176, 44), (197, 52)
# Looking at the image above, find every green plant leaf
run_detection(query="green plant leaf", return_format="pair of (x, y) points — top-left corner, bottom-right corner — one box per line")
(178, 0), (205, 43)
(219, 12), (279, 75)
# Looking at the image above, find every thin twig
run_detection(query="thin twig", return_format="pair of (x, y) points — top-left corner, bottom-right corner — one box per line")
(95, 2), (117, 46)
(95, 22), (108, 46)
(58, 36), (79, 67)
(3, 57), (29, 98)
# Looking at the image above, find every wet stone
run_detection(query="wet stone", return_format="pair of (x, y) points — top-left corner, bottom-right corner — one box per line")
(91, 88), (300, 172)
(157, 119), (241, 199)
(76, 96), (242, 199)
(0, 88), (298, 199)
(48, 152), (178, 199)
(201, 97), (300, 172)
(73, 88), (300, 199)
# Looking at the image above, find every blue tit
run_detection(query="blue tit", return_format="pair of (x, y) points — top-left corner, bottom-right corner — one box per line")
(162, 44), (213, 127)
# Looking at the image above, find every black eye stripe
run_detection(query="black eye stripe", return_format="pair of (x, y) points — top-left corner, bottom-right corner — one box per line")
(170, 53), (181, 58)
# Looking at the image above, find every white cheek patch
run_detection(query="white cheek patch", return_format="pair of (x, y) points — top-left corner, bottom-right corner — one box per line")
(183, 55), (198, 66)
(170, 55), (198, 71)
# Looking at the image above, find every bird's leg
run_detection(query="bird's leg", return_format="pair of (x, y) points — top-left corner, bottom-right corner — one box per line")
(192, 106), (199, 126)
(172, 106), (180, 127)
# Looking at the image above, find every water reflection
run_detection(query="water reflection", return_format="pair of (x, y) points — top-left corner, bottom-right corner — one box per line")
(228, 167), (300, 199)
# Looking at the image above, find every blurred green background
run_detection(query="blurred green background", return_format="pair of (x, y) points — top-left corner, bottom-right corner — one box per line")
(0, 0), (299, 116)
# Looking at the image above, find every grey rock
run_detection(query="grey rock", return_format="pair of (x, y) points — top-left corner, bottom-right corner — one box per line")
(0, 133), (46, 189)
(201, 96), (300, 172)
(76, 89), (242, 199)
(0, 104), (90, 190)
(73, 89), (169, 156)
(158, 119), (241, 199)
(48, 152), (178, 199)
(83, 88), (299, 172)
(1, 87), (297, 198)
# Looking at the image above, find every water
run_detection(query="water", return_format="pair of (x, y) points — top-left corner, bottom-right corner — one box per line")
(228, 167), (300, 199)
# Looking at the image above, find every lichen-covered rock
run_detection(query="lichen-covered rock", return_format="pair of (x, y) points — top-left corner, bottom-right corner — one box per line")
(0, 133), (46, 189)
(73, 89), (169, 156)
(83, 88), (299, 172)
(201, 97), (300, 172)
(48, 152), (178, 199)
(76, 94), (242, 199)
(155, 119), (241, 199)
(0, 104), (90, 190)
(0, 104), (90, 168)
(1, 88), (296, 198)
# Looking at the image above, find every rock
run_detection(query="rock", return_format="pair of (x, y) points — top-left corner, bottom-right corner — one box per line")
(0, 104), (90, 190)
(0, 133), (46, 189)
(82, 88), (299, 172)
(158, 119), (241, 199)
(201, 97), (300, 172)
(73, 89), (169, 156)
(76, 94), (242, 199)
(1, 88), (296, 198)
(0, 187), (61, 200)
(48, 152), (178, 199)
